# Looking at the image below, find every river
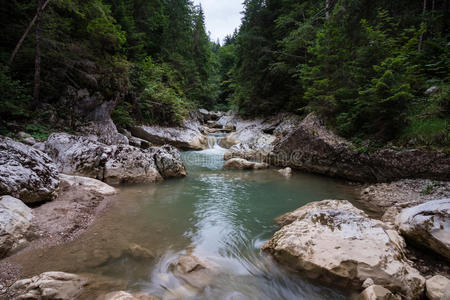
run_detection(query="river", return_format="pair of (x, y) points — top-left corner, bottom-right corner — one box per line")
(8, 134), (358, 299)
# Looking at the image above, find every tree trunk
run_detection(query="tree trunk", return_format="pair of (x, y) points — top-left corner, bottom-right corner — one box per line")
(33, 0), (43, 106)
(325, 0), (330, 19)
(418, 0), (427, 52)
(8, 0), (51, 66)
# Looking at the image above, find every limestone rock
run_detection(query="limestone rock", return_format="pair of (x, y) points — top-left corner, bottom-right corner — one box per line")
(130, 118), (207, 150)
(59, 174), (117, 196)
(278, 167), (292, 177)
(359, 285), (399, 300)
(262, 200), (425, 299)
(151, 145), (187, 179)
(270, 113), (450, 182)
(0, 196), (34, 258)
(98, 291), (159, 300)
(395, 199), (450, 261)
(0, 136), (59, 203)
(426, 275), (450, 300)
(10, 272), (88, 300)
(223, 158), (269, 170)
(44, 133), (163, 185)
(170, 255), (219, 290)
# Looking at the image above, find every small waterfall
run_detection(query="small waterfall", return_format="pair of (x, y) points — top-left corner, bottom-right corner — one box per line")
(207, 135), (218, 148)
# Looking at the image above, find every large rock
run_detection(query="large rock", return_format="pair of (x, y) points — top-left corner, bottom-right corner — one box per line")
(43, 133), (169, 185)
(79, 120), (129, 146)
(59, 174), (117, 196)
(130, 118), (207, 150)
(0, 136), (59, 203)
(152, 145), (187, 178)
(223, 158), (269, 170)
(395, 199), (450, 261)
(262, 200), (425, 299)
(426, 275), (450, 300)
(223, 113), (302, 160)
(0, 196), (34, 258)
(9, 272), (87, 300)
(270, 113), (450, 182)
(9, 272), (127, 300)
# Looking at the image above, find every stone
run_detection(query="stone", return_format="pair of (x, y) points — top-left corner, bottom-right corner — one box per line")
(395, 199), (450, 261)
(262, 200), (425, 299)
(170, 255), (220, 290)
(22, 136), (37, 145)
(98, 291), (159, 300)
(270, 113), (450, 182)
(0, 196), (34, 258)
(130, 118), (207, 150)
(127, 243), (154, 260)
(59, 174), (117, 196)
(362, 278), (375, 289)
(128, 137), (151, 149)
(9, 272), (88, 300)
(223, 158), (269, 170)
(79, 120), (129, 146)
(359, 285), (399, 300)
(426, 275), (450, 300)
(43, 133), (164, 185)
(0, 136), (59, 203)
(151, 145), (187, 179)
(278, 167), (292, 177)
(425, 86), (440, 95)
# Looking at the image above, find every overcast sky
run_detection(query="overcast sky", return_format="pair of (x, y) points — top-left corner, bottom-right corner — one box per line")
(193, 0), (243, 43)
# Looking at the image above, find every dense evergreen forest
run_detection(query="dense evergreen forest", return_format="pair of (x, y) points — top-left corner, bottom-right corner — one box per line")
(1, 0), (449, 148)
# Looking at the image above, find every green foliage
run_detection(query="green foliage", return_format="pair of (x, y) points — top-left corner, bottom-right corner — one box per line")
(0, 64), (32, 120)
(421, 181), (442, 195)
(231, 0), (450, 147)
(24, 123), (53, 141)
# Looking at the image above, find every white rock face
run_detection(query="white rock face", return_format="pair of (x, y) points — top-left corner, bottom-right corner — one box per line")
(395, 198), (450, 261)
(9, 272), (87, 300)
(0, 136), (59, 203)
(263, 200), (425, 299)
(59, 174), (117, 196)
(426, 275), (450, 300)
(44, 133), (189, 185)
(223, 158), (269, 170)
(130, 118), (207, 150)
(0, 195), (34, 258)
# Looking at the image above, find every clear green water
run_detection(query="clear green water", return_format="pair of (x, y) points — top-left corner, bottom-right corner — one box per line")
(10, 140), (358, 299)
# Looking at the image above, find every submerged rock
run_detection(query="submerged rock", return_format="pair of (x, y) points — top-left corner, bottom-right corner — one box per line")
(262, 200), (425, 299)
(9, 272), (127, 300)
(59, 174), (117, 196)
(9, 272), (88, 300)
(270, 113), (450, 182)
(43, 133), (185, 184)
(0, 136), (59, 203)
(395, 198), (450, 261)
(223, 158), (269, 170)
(170, 255), (220, 290)
(98, 291), (159, 300)
(0, 195), (34, 258)
(426, 275), (450, 300)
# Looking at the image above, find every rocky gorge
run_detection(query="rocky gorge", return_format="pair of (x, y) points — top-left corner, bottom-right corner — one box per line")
(0, 109), (449, 299)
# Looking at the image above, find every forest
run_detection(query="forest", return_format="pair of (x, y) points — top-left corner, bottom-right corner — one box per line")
(1, 0), (449, 148)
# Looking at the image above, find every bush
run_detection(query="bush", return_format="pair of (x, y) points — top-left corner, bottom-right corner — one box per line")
(0, 64), (32, 121)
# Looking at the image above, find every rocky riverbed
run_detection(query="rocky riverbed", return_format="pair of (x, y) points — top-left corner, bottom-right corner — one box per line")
(1, 109), (449, 299)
